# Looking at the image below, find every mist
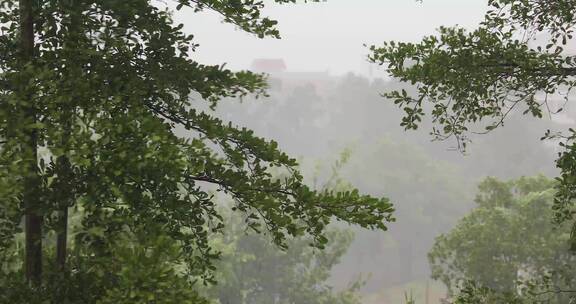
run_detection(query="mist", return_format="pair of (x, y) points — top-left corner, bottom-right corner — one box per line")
(175, 0), (488, 74)
(179, 2), (567, 302)
(2, 1), (573, 303)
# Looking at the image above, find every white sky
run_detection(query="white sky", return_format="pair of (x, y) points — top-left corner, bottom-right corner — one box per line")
(173, 0), (488, 75)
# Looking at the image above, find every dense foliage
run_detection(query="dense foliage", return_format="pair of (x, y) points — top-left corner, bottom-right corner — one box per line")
(1, 228), (210, 303)
(430, 176), (576, 303)
(215, 72), (562, 292)
(203, 210), (362, 304)
(369, 0), (576, 242)
(0, 0), (394, 301)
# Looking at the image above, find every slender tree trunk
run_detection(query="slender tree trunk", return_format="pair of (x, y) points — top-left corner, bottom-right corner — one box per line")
(20, 0), (42, 285)
(55, 195), (68, 270)
(55, 145), (72, 270)
(55, 0), (81, 272)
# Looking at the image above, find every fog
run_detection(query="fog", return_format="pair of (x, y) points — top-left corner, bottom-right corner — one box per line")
(175, 0), (488, 74)
(167, 1), (571, 303)
(4, 1), (576, 303)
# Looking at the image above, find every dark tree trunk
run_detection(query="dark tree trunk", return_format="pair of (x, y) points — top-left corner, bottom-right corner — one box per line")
(55, 0), (82, 272)
(56, 201), (68, 270)
(54, 153), (72, 270)
(20, 0), (42, 285)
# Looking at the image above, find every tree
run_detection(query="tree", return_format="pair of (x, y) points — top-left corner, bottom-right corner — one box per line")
(203, 211), (363, 304)
(216, 74), (479, 288)
(368, 0), (576, 239)
(429, 176), (576, 303)
(198, 151), (366, 304)
(0, 0), (394, 298)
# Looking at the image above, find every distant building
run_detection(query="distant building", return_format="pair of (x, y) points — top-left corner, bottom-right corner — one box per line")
(249, 58), (336, 96)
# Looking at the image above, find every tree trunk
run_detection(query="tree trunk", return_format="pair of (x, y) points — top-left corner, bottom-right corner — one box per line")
(56, 201), (68, 270)
(20, 0), (42, 285)
(55, 0), (82, 272)
(55, 152), (72, 270)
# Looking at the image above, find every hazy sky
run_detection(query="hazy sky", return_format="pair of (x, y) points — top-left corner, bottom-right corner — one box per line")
(174, 0), (488, 75)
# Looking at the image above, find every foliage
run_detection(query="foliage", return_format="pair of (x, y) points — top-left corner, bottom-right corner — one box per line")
(202, 210), (363, 304)
(175, 0), (324, 39)
(429, 176), (576, 303)
(450, 281), (526, 304)
(404, 291), (416, 304)
(368, 0), (576, 239)
(217, 75), (483, 287)
(0, 0), (393, 300)
(0, 228), (208, 303)
(368, 0), (575, 146)
(214, 64), (560, 294)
